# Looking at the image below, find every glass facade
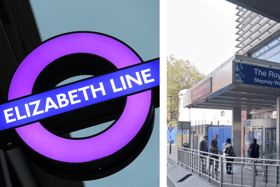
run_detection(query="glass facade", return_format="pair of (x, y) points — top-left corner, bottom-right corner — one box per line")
(251, 35), (280, 63)
(265, 128), (276, 160)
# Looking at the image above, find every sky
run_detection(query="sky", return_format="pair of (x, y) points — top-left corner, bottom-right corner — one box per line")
(167, 0), (238, 75)
(167, 0), (237, 129)
(29, 0), (159, 186)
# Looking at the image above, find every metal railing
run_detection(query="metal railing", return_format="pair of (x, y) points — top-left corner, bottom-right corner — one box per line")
(177, 147), (280, 187)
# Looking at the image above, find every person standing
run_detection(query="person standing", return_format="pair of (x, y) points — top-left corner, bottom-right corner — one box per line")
(209, 134), (222, 173)
(249, 139), (260, 175)
(199, 135), (208, 173)
(224, 138), (235, 175)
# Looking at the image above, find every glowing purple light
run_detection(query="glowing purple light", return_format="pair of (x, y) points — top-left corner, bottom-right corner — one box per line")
(8, 33), (151, 163)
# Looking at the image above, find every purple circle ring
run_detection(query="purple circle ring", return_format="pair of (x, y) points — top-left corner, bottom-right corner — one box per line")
(8, 32), (151, 163)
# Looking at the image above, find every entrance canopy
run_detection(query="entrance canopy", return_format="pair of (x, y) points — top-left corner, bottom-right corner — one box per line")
(183, 55), (280, 111)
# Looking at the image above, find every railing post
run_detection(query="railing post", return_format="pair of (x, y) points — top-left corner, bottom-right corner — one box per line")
(184, 148), (186, 166)
(180, 149), (183, 166)
(207, 154), (210, 182)
(241, 160), (244, 186)
(252, 159), (256, 187)
(186, 150), (189, 167)
(191, 150), (193, 172)
(265, 165), (267, 184)
(198, 151), (201, 177)
(277, 165), (279, 185)
(219, 156), (223, 187)
(177, 148), (180, 164)
(181, 148), (183, 165)
(182, 148), (184, 165)
(186, 149), (188, 169)
(188, 149), (190, 169)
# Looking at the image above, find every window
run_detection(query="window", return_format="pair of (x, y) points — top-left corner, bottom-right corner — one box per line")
(251, 35), (280, 63)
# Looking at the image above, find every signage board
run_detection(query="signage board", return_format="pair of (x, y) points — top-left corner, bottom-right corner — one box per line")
(191, 78), (212, 102)
(235, 62), (280, 88)
(177, 121), (190, 130)
(5, 32), (159, 180)
(243, 120), (251, 127)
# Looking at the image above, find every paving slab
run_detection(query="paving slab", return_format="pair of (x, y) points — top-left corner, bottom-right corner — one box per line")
(167, 158), (216, 187)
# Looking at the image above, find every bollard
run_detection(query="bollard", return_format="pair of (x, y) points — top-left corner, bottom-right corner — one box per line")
(169, 139), (172, 154)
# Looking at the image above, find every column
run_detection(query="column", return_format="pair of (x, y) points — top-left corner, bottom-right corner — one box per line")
(240, 110), (250, 157)
(232, 108), (241, 157)
(276, 97), (280, 160)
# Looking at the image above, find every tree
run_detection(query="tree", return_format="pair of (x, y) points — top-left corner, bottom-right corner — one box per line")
(167, 55), (205, 127)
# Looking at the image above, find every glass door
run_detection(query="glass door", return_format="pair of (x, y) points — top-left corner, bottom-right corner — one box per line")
(244, 127), (263, 158)
(253, 128), (263, 158)
(265, 128), (276, 160)
(244, 127), (253, 158)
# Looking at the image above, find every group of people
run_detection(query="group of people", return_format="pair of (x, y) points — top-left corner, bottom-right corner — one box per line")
(199, 134), (260, 175)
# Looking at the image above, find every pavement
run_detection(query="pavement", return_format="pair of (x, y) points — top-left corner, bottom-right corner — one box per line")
(167, 144), (216, 187)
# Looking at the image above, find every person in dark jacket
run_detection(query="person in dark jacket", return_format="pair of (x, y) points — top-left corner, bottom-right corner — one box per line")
(199, 135), (208, 153)
(209, 134), (223, 173)
(224, 138), (235, 175)
(249, 139), (259, 175)
(199, 135), (208, 173)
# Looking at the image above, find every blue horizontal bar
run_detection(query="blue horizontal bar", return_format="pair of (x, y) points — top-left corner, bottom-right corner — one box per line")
(0, 59), (159, 131)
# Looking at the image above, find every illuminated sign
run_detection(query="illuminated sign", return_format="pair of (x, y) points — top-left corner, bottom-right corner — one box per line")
(6, 32), (159, 180)
(236, 62), (280, 88)
(191, 77), (212, 102)
(1, 60), (158, 130)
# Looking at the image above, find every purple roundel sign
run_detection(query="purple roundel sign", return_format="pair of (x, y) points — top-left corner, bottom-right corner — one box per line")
(7, 32), (158, 178)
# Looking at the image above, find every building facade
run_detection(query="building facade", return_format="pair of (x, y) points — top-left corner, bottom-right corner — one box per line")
(183, 2), (280, 159)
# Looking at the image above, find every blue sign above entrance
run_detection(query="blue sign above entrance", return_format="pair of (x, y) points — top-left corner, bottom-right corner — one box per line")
(0, 59), (159, 131)
(235, 62), (280, 88)
(243, 120), (251, 127)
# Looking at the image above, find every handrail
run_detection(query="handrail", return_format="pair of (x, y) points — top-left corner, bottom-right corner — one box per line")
(177, 147), (280, 187)
(179, 147), (280, 162)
